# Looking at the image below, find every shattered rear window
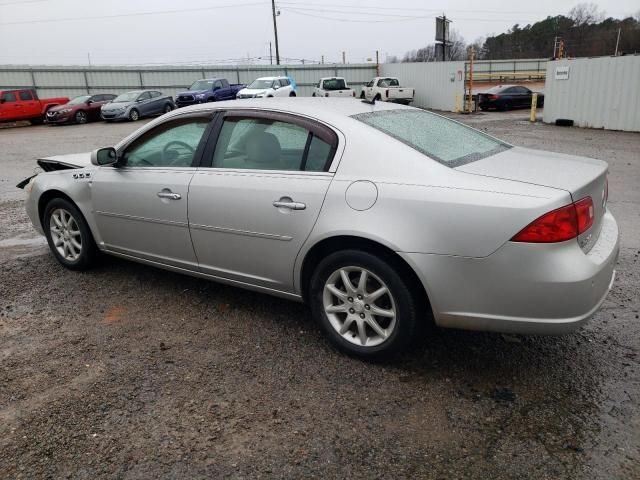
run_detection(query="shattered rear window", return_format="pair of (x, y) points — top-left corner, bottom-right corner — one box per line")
(352, 109), (510, 167)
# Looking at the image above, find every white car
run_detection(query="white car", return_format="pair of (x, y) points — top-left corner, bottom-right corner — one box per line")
(312, 77), (356, 98)
(361, 77), (415, 105)
(236, 77), (296, 99)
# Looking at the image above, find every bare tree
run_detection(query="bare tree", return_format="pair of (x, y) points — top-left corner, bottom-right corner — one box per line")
(447, 29), (467, 60)
(569, 3), (605, 26)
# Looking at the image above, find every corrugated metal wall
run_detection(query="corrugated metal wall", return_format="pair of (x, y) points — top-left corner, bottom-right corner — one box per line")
(0, 64), (378, 99)
(380, 62), (466, 111)
(543, 56), (640, 132)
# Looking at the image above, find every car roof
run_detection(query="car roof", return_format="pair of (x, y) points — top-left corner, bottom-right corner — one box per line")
(172, 97), (412, 127)
(255, 76), (286, 80)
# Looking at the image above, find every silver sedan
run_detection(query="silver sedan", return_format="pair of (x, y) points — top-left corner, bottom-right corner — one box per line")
(20, 98), (619, 358)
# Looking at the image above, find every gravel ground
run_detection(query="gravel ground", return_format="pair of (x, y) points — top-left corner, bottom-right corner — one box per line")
(1, 111), (639, 479)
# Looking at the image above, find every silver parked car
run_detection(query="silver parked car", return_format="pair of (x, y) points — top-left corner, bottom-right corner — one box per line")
(100, 90), (175, 122)
(19, 99), (619, 358)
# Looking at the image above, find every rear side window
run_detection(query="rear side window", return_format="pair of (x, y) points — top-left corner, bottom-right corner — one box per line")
(19, 90), (33, 101)
(280, 78), (290, 87)
(211, 116), (335, 172)
(323, 78), (347, 90)
(1, 92), (17, 102)
(352, 109), (510, 167)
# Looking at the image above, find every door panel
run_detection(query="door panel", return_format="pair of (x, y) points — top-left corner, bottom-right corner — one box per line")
(188, 112), (338, 292)
(92, 168), (197, 267)
(189, 171), (332, 290)
(91, 115), (211, 268)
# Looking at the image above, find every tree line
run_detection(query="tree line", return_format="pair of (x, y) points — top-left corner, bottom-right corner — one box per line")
(390, 3), (640, 62)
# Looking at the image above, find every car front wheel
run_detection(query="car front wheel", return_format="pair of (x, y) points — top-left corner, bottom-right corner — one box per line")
(43, 198), (97, 270)
(309, 250), (419, 358)
(129, 109), (140, 121)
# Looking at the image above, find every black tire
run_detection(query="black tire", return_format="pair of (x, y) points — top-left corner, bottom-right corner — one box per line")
(163, 103), (173, 113)
(309, 249), (420, 359)
(503, 101), (511, 111)
(129, 108), (140, 121)
(29, 116), (45, 125)
(43, 197), (98, 271)
(312, 93), (316, 97)
(75, 110), (88, 124)
(289, 91), (296, 97)
(374, 94), (382, 102)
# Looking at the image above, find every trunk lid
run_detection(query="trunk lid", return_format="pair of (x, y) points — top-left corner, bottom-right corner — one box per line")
(457, 146), (609, 252)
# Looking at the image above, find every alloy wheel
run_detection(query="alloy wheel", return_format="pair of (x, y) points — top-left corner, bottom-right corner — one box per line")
(76, 111), (87, 124)
(323, 266), (397, 347)
(49, 208), (82, 261)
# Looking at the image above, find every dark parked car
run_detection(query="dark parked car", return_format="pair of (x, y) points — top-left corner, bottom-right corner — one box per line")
(478, 85), (544, 111)
(46, 94), (116, 125)
(176, 78), (245, 107)
(101, 90), (175, 122)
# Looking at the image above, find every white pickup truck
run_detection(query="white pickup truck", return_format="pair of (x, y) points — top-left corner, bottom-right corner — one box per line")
(312, 77), (356, 98)
(360, 77), (415, 105)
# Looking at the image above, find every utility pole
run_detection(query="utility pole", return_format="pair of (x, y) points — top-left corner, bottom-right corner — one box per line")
(467, 46), (475, 113)
(321, 55), (324, 65)
(271, 0), (280, 65)
(342, 51), (346, 64)
(614, 27), (621, 56)
(269, 42), (273, 65)
(87, 52), (91, 67)
(442, 14), (447, 62)
(376, 50), (379, 76)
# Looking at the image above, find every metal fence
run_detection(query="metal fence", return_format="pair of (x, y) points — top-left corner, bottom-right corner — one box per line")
(543, 55), (640, 132)
(467, 58), (547, 83)
(0, 64), (378, 99)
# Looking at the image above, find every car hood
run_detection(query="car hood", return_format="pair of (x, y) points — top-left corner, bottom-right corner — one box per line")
(456, 146), (607, 194)
(238, 88), (270, 96)
(37, 152), (93, 171)
(102, 101), (133, 110)
(48, 103), (79, 113)
(178, 89), (208, 96)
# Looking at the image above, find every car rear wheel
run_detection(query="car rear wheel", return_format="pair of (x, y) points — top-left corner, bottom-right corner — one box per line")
(289, 92), (296, 97)
(163, 104), (173, 113)
(309, 250), (419, 358)
(75, 110), (88, 124)
(360, 92), (366, 99)
(129, 109), (140, 121)
(43, 198), (97, 270)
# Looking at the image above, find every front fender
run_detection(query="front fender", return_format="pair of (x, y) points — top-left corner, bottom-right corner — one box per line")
(26, 169), (103, 247)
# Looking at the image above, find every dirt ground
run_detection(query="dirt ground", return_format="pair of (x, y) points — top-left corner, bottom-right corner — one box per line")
(1, 111), (639, 479)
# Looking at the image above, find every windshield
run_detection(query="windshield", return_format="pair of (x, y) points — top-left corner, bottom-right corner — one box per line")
(352, 110), (510, 167)
(67, 95), (91, 105)
(323, 78), (347, 90)
(189, 80), (214, 91)
(379, 78), (400, 87)
(113, 92), (141, 102)
(248, 79), (275, 89)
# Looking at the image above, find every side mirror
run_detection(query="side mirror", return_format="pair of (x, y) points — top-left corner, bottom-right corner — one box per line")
(86, 99), (94, 105)
(273, 85), (280, 90)
(91, 147), (118, 167)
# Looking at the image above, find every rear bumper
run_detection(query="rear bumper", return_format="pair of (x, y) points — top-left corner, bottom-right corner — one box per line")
(401, 209), (620, 335)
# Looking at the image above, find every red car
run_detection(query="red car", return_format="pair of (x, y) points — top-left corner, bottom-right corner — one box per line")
(0, 89), (69, 125)
(46, 94), (117, 125)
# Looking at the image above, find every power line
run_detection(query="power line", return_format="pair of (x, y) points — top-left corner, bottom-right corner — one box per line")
(281, 8), (432, 23)
(0, 1), (266, 26)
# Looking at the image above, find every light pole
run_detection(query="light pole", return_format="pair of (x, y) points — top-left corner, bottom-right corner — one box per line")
(271, 0), (280, 65)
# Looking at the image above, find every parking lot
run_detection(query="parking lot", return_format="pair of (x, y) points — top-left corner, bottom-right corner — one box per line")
(1, 110), (639, 479)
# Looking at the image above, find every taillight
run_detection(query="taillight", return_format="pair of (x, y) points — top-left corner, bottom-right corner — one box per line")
(352, 91), (356, 97)
(574, 197), (594, 233)
(511, 197), (594, 243)
(385, 89), (389, 98)
(488, 94), (499, 100)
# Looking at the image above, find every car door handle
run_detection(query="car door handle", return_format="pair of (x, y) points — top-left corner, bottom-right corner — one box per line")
(157, 191), (181, 200)
(273, 199), (306, 210)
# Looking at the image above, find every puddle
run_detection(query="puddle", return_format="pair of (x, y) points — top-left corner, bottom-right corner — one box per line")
(0, 234), (47, 261)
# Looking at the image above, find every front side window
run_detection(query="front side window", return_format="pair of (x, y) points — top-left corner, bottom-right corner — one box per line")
(138, 92), (151, 101)
(352, 110), (510, 167)
(1, 92), (17, 102)
(211, 117), (335, 172)
(19, 90), (33, 101)
(248, 79), (275, 90)
(213, 81), (223, 90)
(122, 117), (209, 168)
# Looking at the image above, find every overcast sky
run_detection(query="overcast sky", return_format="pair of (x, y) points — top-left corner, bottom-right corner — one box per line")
(0, 0), (637, 65)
